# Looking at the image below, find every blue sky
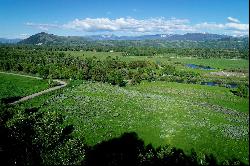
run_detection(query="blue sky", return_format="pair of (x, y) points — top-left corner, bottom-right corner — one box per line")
(0, 0), (249, 38)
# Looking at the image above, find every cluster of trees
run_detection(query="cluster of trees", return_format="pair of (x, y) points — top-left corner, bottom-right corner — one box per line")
(0, 103), (246, 165)
(0, 46), (161, 86)
(0, 46), (205, 86)
(120, 47), (248, 59)
(232, 84), (249, 98)
(2, 41), (249, 59)
(0, 103), (85, 165)
(158, 64), (201, 83)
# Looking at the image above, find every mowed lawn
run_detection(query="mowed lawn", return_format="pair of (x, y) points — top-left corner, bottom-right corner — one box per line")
(0, 72), (49, 100)
(32, 80), (249, 164)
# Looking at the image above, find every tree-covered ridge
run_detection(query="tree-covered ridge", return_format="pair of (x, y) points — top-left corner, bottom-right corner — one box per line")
(18, 32), (89, 45)
(17, 32), (249, 51)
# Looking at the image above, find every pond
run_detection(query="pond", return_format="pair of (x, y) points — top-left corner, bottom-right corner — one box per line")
(186, 64), (215, 70)
(174, 80), (238, 88)
(200, 82), (238, 88)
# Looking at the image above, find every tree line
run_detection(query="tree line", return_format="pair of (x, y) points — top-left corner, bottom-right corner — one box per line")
(1, 43), (249, 59)
(0, 46), (201, 86)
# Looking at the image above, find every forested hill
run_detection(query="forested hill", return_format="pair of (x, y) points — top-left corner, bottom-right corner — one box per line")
(17, 32), (249, 50)
(18, 32), (89, 45)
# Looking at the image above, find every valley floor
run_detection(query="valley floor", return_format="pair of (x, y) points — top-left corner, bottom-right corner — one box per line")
(17, 80), (249, 164)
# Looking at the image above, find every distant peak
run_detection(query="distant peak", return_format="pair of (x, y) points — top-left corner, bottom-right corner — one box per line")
(38, 32), (47, 34)
(36, 32), (54, 36)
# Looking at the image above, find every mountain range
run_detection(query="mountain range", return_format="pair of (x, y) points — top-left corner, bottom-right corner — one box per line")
(85, 33), (231, 41)
(0, 32), (248, 46)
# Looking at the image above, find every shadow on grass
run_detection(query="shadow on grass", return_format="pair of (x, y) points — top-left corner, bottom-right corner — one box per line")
(0, 104), (247, 165)
(0, 96), (23, 104)
(84, 132), (205, 166)
(84, 132), (144, 166)
(84, 132), (247, 166)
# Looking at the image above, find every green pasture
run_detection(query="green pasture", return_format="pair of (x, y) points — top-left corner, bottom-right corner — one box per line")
(171, 57), (249, 70)
(64, 51), (249, 70)
(21, 80), (249, 164)
(0, 72), (49, 100)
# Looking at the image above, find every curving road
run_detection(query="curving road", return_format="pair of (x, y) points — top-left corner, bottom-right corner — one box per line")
(0, 71), (67, 105)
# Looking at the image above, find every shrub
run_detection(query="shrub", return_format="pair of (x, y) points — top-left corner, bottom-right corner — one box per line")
(236, 84), (249, 98)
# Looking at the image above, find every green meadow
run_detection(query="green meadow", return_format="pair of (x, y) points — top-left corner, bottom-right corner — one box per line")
(1, 51), (248, 164)
(17, 80), (249, 163)
(0, 72), (49, 100)
(64, 51), (249, 70)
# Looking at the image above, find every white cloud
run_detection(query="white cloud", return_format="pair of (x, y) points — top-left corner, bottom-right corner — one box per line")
(227, 17), (240, 23)
(194, 21), (249, 35)
(194, 22), (225, 30)
(225, 22), (249, 31)
(62, 17), (193, 33)
(25, 17), (249, 36)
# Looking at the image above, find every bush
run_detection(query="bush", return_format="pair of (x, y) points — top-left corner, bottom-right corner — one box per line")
(161, 65), (176, 75)
(107, 70), (126, 86)
(236, 84), (249, 98)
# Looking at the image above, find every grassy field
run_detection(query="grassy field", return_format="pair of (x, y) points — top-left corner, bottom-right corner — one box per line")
(64, 51), (249, 70)
(19, 80), (249, 164)
(2, 53), (248, 163)
(171, 57), (249, 70)
(0, 72), (49, 100)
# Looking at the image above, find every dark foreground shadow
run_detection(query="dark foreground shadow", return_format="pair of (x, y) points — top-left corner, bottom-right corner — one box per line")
(1, 96), (23, 104)
(0, 104), (247, 165)
(84, 132), (144, 166)
(84, 132), (247, 166)
(84, 132), (198, 166)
